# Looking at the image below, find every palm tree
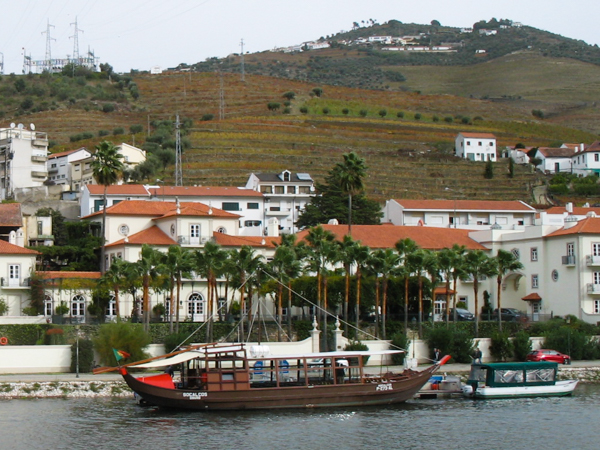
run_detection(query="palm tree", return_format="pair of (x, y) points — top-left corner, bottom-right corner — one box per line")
(164, 245), (194, 333)
(423, 249), (440, 326)
(230, 246), (263, 339)
(495, 249), (524, 331)
(100, 257), (130, 321)
(449, 244), (467, 322)
(437, 247), (457, 325)
(273, 234), (303, 339)
(269, 242), (301, 341)
(407, 248), (427, 337)
(90, 141), (124, 274)
(352, 243), (371, 333)
(333, 152), (367, 235)
(395, 238), (419, 334)
(337, 235), (360, 334)
(464, 249), (498, 336)
(369, 248), (400, 339)
(305, 226), (337, 351)
(194, 241), (228, 342)
(131, 244), (163, 331)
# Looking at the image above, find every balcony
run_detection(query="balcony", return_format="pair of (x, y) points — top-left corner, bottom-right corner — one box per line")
(31, 155), (47, 163)
(1, 277), (30, 288)
(587, 255), (600, 266)
(562, 255), (576, 266)
(31, 170), (47, 178)
(176, 235), (210, 246)
(587, 283), (600, 294)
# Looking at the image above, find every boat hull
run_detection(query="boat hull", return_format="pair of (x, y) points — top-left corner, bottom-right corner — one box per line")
(122, 368), (437, 411)
(463, 379), (578, 399)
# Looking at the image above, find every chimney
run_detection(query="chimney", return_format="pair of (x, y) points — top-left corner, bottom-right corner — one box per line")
(566, 202), (573, 213)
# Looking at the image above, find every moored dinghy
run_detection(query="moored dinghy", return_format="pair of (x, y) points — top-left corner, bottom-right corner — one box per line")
(115, 343), (451, 410)
(462, 361), (578, 399)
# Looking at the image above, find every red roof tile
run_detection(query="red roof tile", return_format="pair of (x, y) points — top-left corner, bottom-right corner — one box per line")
(0, 240), (39, 255)
(546, 217), (600, 236)
(106, 226), (177, 247)
(83, 200), (239, 219)
(522, 293), (542, 301)
(213, 233), (280, 248)
(545, 206), (600, 216)
(0, 203), (22, 227)
(394, 199), (535, 212)
(148, 186), (262, 198)
(85, 184), (150, 196)
(458, 132), (496, 139)
(38, 271), (101, 280)
(47, 147), (87, 159)
(296, 224), (486, 250)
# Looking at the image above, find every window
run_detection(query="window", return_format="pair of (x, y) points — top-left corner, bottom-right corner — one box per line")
(567, 243), (575, 257)
(244, 220), (262, 227)
(532, 274), (539, 289)
(594, 300), (600, 314)
(74, 164), (80, 171)
(283, 171), (291, 181)
(594, 272), (600, 285)
(532, 302), (541, 314)
(466, 141), (471, 146)
(222, 202), (240, 211)
(190, 224), (200, 244)
(274, 186), (284, 194)
(37, 221), (43, 236)
(490, 142), (494, 147)
(298, 186), (311, 194)
(531, 247), (538, 262)
(260, 186), (273, 194)
(71, 294), (86, 317)
(593, 243), (600, 257)
(217, 226), (227, 233)
(478, 141), (482, 146)
(552, 270), (559, 282)
(8, 264), (20, 287)
(247, 202), (259, 210)
(596, 154), (599, 162)
(218, 297), (226, 314)
(511, 248), (520, 260)
(188, 293), (204, 318)
(287, 186), (296, 194)
(44, 295), (52, 316)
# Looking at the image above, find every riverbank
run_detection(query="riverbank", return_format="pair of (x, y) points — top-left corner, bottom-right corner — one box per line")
(1, 361), (600, 399)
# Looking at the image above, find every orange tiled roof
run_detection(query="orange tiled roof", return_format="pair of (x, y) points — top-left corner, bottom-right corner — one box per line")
(522, 293), (542, 301)
(458, 132), (496, 139)
(580, 141), (600, 153)
(83, 200), (239, 219)
(213, 233), (280, 248)
(545, 206), (600, 216)
(106, 226), (177, 248)
(535, 147), (574, 158)
(296, 224), (486, 250)
(47, 147), (87, 159)
(148, 186), (262, 198)
(85, 184), (150, 196)
(0, 240), (39, 255)
(0, 203), (22, 227)
(546, 217), (600, 236)
(395, 199), (535, 212)
(37, 271), (101, 279)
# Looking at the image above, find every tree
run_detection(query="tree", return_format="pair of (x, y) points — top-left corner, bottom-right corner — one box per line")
(337, 235), (359, 334)
(407, 249), (427, 337)
(395, 238), (419, 334)
(464, 250), (497, 336)
(101, 258), (131, 321)
(164, 245), (194, 333)
(270, 238), (302, 341)
(194, 242), (228, 341)
(130, 245), (163, 331)
(494, 249), (524, 331)
(369, 248), (399, 338)
(282, 91), (295, 101)
(231, 246), (263, 339)
(297, 156), (381, 230)
(352, 243), (371, 333)
(91, 141), (124, 273)
(312, 87), (323, 97)
(484, 159), (494, 179)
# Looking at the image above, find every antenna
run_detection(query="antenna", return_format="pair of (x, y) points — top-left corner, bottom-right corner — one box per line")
(174, 114), (183, 186)
(70, 17), (83, 65)
(240, 38), (245, 82)
(42, 20), (56, 72)
(30, 123), (35, 131)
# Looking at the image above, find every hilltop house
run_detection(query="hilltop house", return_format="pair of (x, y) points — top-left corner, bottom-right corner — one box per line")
(529, 147), (574, 174)
(572, 141), (600, 176)
(455, 132), (497, 162)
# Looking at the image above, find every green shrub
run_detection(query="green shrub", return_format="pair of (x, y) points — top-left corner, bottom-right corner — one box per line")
(102, 103), (115, 113)
(426, 327), (474, 363)
(92, 322), (151, 366)
(359, 109), (367, 117)
(396, 111), (404, 118)
(378, 109), (387, 118)
(414, 113), (422, 120)
(489, 331), (513, 361)
(293, 320), (312, 340)
(130, 124), (143, 134)
(344, 340), (369, 364)
(512, 330), (532, 361)
(201, 114), (214, 121)
(389, 332), (409, 365)
(342, 108), (349, 115)
(543, 326), (595, 360)
(113, 127), (125, 135)
(98, 130), (110, 137)
(299, 106), (308, 114)
(70, 339), (95, 373)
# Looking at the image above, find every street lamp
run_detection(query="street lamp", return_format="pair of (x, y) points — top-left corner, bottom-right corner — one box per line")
(75, 325), (80, 378)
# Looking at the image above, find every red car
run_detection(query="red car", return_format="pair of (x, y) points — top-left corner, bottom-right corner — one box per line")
(526, 349), (571, 365)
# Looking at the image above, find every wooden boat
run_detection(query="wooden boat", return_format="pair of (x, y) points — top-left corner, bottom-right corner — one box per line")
(461, 361), (578, 399)
(117, 343), (450, 410)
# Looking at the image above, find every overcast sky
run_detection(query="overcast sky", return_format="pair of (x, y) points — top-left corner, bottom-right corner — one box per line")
(1, 0), (598, 75)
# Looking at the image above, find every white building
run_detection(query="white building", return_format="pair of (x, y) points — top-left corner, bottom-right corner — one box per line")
(455, 132), (497, 161)
(47, 147), (93, 190)
(530, 147), (574, 174)
(245, 170), (315, 234)
(0, 125), (49, 199)
(572, 141), (600, 176)
(382, 199), (536, 230)
(0, 240), (39, 317)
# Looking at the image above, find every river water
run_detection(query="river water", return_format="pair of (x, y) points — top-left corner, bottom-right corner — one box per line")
(1, 384), (598, 450)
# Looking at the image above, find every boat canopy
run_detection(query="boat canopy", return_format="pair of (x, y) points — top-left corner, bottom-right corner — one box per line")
(132, 350), (205, 368)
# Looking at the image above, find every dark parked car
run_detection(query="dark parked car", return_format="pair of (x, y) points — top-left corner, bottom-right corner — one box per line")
(492, 308), (525, 322)
(526, 349), (571, 365)
(446, 308), (475, 321)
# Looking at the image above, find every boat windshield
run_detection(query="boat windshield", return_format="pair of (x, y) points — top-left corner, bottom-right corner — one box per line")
(525, 367), (555, 382)
(493, 369), (524, 384)
(469, 366), (487, 382)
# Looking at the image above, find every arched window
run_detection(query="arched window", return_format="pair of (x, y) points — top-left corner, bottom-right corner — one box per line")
(188, 293), (205, 321)
(72, 294), (86, 317)
(105, 295), (116, 317)
(44, 294), (53, 317)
